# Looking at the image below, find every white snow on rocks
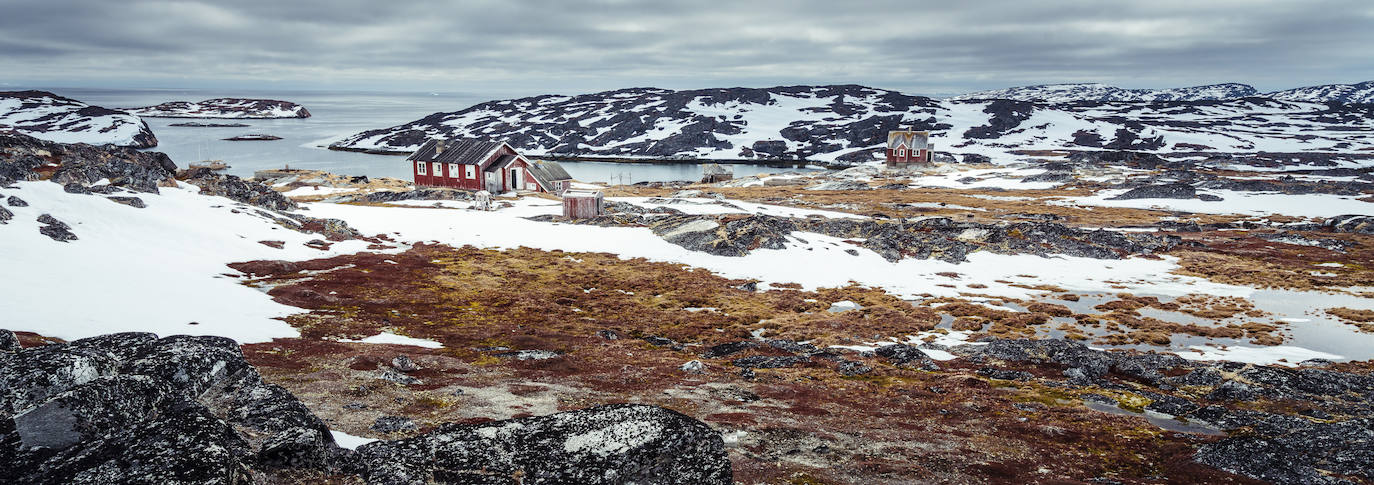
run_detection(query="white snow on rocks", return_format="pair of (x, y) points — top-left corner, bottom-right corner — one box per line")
(0, 91), (155, 147)
(0, 181), (373, 343)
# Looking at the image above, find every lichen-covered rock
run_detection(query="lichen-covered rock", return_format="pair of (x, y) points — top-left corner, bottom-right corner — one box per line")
(357, 404), (731, 485)
(0, 332), (338, 483)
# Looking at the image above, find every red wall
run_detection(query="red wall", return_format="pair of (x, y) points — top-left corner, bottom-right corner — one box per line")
(885, 148), (929, 165)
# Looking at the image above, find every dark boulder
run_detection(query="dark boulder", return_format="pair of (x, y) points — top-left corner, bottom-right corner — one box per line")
(7, 195), (27, 207)
(356, 404), (731, 485)
(106, 196), (146, 208)
(702, 341), (758, 359)
(1108, 183), (1197, 200)
(182, 170), (296, 211)
(0, 329), (18, 351)
(1324, 214), (1374, 234)
(36, 213), (77, 242)
(732, 355), (811, 368)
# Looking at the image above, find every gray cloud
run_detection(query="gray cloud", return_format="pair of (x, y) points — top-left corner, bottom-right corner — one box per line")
(1, 0), (1371, 96)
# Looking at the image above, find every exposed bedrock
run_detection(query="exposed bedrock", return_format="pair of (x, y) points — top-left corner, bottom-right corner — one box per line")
(0, 329), (732, 484)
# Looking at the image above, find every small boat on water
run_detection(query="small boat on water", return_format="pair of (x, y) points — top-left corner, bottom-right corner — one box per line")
(188, 160), (230, 170)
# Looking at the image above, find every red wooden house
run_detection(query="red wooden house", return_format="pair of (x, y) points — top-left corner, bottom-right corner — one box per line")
(886, 130), (934, 166)
(406, 138), (571, 194)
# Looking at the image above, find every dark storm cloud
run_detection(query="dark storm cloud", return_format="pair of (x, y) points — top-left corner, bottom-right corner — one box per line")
(2, 0), (1371, 95)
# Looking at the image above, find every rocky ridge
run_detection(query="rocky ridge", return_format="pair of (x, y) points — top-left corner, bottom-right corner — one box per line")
(330, 85), (1374, 164)
(0, 330), (731, 484)
(953, 80), (1374, 104)
(0, 91), (157, 148)
(950, 82), (1261, 102)
(128, 98), (311, 119)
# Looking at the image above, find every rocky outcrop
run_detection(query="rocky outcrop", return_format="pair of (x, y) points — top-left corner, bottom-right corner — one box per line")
(357, 404), (731, 484)
(966, 338), (1374, 485)
(0, 91), (157, 148)
(128, 99), (311, 119)
(541, 210), (1178, 262)
(1108, 183), (1202, 200)
(0, 330), (733, 484)
(179, 167), (297, 211)
(0, 132), (175, 192)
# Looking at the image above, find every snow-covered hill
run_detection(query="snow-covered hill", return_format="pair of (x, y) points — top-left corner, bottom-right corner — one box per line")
(330, 85), (1374, 164)
(0, 90), (157, 148)
(1268, 81), (1374, 104)
(128, 98), (311, 119)
(950, 83), (1259, 102)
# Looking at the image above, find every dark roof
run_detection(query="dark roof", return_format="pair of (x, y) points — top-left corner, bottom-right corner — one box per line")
(524, 159), (568, 179)
(407, 138), (504, 165)
(527, 160), (572, 187)
(484, 154), (519, 172)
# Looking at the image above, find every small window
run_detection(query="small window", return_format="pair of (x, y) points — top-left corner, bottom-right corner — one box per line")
(465, 165), (475, 178)
(897, 149), (906, 157)
(449, 164), (460, 177)
(432, 162), (441, 176)
(416, 161), (426, 175)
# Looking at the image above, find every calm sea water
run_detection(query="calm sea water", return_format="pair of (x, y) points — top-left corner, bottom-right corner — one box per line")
(48, 88), (817, 184)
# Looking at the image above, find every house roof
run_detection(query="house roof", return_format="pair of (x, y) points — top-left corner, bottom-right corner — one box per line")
(484, 154), (520, 172)
(407, 138), (504, 165)
(887, 130), (929, 150)
(527, 160), (572, 186)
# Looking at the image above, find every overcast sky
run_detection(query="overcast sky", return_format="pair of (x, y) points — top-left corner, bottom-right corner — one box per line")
(2, 0), (1372, 98)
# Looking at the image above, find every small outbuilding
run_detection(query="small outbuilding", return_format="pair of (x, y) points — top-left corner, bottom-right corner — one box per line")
(562, 190), (604, 219)
(701, 164), (733, 183)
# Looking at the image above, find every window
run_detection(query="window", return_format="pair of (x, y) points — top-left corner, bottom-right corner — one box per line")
(449, 164), (460, 177)
(897, 149), (906, 157)
(465, 165), (475, 179)
(416, 161), (426, 175)
(432, 162), (442, 176)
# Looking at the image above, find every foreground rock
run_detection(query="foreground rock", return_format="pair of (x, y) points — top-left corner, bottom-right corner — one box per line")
(0, 329), (732, 484)
(359, 404), (731, 484)
(128, 98), (311, 119)
(0, 331), (337, 483)
(0, 90), (157, 148)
